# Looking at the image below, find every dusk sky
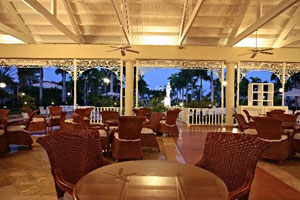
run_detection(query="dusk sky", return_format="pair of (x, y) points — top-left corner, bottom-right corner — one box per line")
(10, 67), (272, 95)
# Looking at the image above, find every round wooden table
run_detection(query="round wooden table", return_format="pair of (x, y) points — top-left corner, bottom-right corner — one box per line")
(74, 160), (228, 200)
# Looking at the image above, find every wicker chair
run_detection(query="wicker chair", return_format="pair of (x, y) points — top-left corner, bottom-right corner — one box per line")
(159, 109), (181, 137)
(234, 114), (257, 135)
(196, 132), (269, 200)
(0, 116), (9, 155)
(112, 116), (144, 162)
(48, 106), (62, 130)
(133, 107), (152, 119)
(141, 112), (164, 151)
(6, 110), (37, 149)
(292, 129), (300, 154)
(37, 130), (111, 199)
(254, 117), (290, 164)
(84, 107), (94, 126)
(100, 111), (119, 132)
(0, 109), (10, 123)
(23, 107), (47, 133)
(243, 110), (255, 124)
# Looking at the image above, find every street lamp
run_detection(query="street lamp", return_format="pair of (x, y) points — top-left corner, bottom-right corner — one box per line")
(20, 92), (26, 97)
(0, 82), (6, 88)
(103, 77), (110, 96)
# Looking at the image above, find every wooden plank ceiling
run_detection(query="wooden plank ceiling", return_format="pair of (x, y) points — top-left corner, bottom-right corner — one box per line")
(0, 0), (299, 48)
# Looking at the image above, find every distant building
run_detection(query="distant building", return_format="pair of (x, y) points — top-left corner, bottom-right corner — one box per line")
(32, 81), (62, 90)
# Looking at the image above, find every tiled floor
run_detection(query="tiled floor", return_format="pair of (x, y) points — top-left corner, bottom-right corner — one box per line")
(0, 124), (300, 200)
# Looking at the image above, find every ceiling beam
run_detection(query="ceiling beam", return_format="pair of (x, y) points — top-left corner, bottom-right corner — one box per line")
(227, 0), (298, 47)
(23, 0), (81, 43)
(273, 5), (300, 47)
(257, 0), (263, 19)
(0, 22), (29, 43)
(61, 0), (84, 43)
(110, 0), (130, 45)
(178, 0), (205, 46)
(178, 0), (189, 38)
(51, 0), (57, 17)
(226, 0), (251, 46)
(3, 0), (35, 43)
(279, 33), (300, 47)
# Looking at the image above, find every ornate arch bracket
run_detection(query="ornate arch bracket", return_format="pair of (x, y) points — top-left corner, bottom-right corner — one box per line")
(239, 62), (284, 82)
(286, 63), (300, 79)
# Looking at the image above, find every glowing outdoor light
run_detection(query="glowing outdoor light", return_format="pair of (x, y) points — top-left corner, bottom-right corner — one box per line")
(279, 88), (283, 92)
(103, 78), (110, 84)
(0, 82), (6, 88)
(222, 81), (227, 86)
(67, 92), (71, 96)
(51, 102), (55, 105)
(24, 101), (27, 105)
(179, 102), (184, 107)
(20, 92), (26, 96)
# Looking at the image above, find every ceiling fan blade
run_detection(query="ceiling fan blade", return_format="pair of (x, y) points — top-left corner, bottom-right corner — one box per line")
(259, 48), (273, 51)
(251, 53), (258, 58)
(260, 51), (274, 55)
(122, 45), (132, 49)
(121, 50), (126, 56)
(109, 46), (119, 49)
(106, 49), (119, 52)
(125, 49), (139, 54)
(239, 52), (252, 56)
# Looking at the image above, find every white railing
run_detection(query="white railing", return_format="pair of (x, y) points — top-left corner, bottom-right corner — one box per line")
(89, 107), (120, 124)
(181, 107), (225, 126)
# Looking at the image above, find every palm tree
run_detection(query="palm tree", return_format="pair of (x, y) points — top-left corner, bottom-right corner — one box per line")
(17, 68), (39, 96)
(55, 68), (67, 102)
(0, 68), (16, 104)
(249, 76), (262, 83)
(194, 70), (210, 101)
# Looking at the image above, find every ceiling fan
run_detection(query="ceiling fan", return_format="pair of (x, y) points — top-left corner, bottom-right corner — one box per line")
(106, 46), (139, 56)
(239, 31), (274, 59)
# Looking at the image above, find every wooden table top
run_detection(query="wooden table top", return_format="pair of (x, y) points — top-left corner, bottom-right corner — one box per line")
(74, 160), (228, 200)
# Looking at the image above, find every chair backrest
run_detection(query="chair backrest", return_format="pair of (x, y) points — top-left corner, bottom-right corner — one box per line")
(25, 110), (39, 130)
(148, 112), (164, 132)
(85, 107), (94, 118)
(166, 109), (181, 125)
(49, 106), (62, 116)
(133, 107), (152, 117)
(233, 114), (248, 132)
(0, 109), (10, 121)
(74, 108), (88, 120)
(100, 111), (119, 122)
(243, 110), (253, 122)
(199, 132), (269, 193)
(282, 113), (300, 123)
(60, 112), (84, 131)
(270, 109), (285, 114)
(23, 107), (31, 116)
(37, 130), (103, 198)
(254, 117), (282, 140)
(118, 116), (144, 140)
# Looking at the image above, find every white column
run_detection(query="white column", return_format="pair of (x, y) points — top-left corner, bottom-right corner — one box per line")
(221, 62), (224, 126)
(73, 59), (77, 109)
(135, 61), (139, 108)
(225, 61), (235, 126)
(236, 61), (240, 107)
(282, 62), (286, 106)
(125, 60), (134, 116)
(120, 59), (123, 115)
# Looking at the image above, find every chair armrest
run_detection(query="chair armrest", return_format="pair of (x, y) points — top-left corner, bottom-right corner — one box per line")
(227, 171), (253, 200)
(54, 170), (74, 195)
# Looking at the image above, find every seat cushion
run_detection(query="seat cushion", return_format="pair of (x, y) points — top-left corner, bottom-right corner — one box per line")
(7, 125), (26, 132)
(109, 126), (118, 132)
(98, 129), (107, 137)
(160, 120), (166, 124)
(141, 127), (155, 135)
(32, 117), (45, 123)
(259, 135), (288, 142)
(294, 133), (300, 140)
(84, 117), (89, 120)
(0, 129), (4, 136)
(114, 132), (140, 142)
(51, 116), (60, 119)
(65, 119), (73, 123)
(243, 129), (258, 135)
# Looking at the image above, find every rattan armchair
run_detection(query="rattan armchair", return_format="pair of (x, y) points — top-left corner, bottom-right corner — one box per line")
(254, 117), (290, 165)
(23, 107), (47, 133)
(234, 114), (257, 135)
(159, 109), (181, 137)
(133, 107), (152, 119)
(100, 111), (119, 132)
(292, 128), (300, 154)
(37, 130), (111, 199)
(48, 106), (62, 130)
(6, 110), (37, 149)
(141, 112), (164, 151)
(0, 116), (9, 155)
(196, 132), (269, 200)
(112, 116), (144, 162)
